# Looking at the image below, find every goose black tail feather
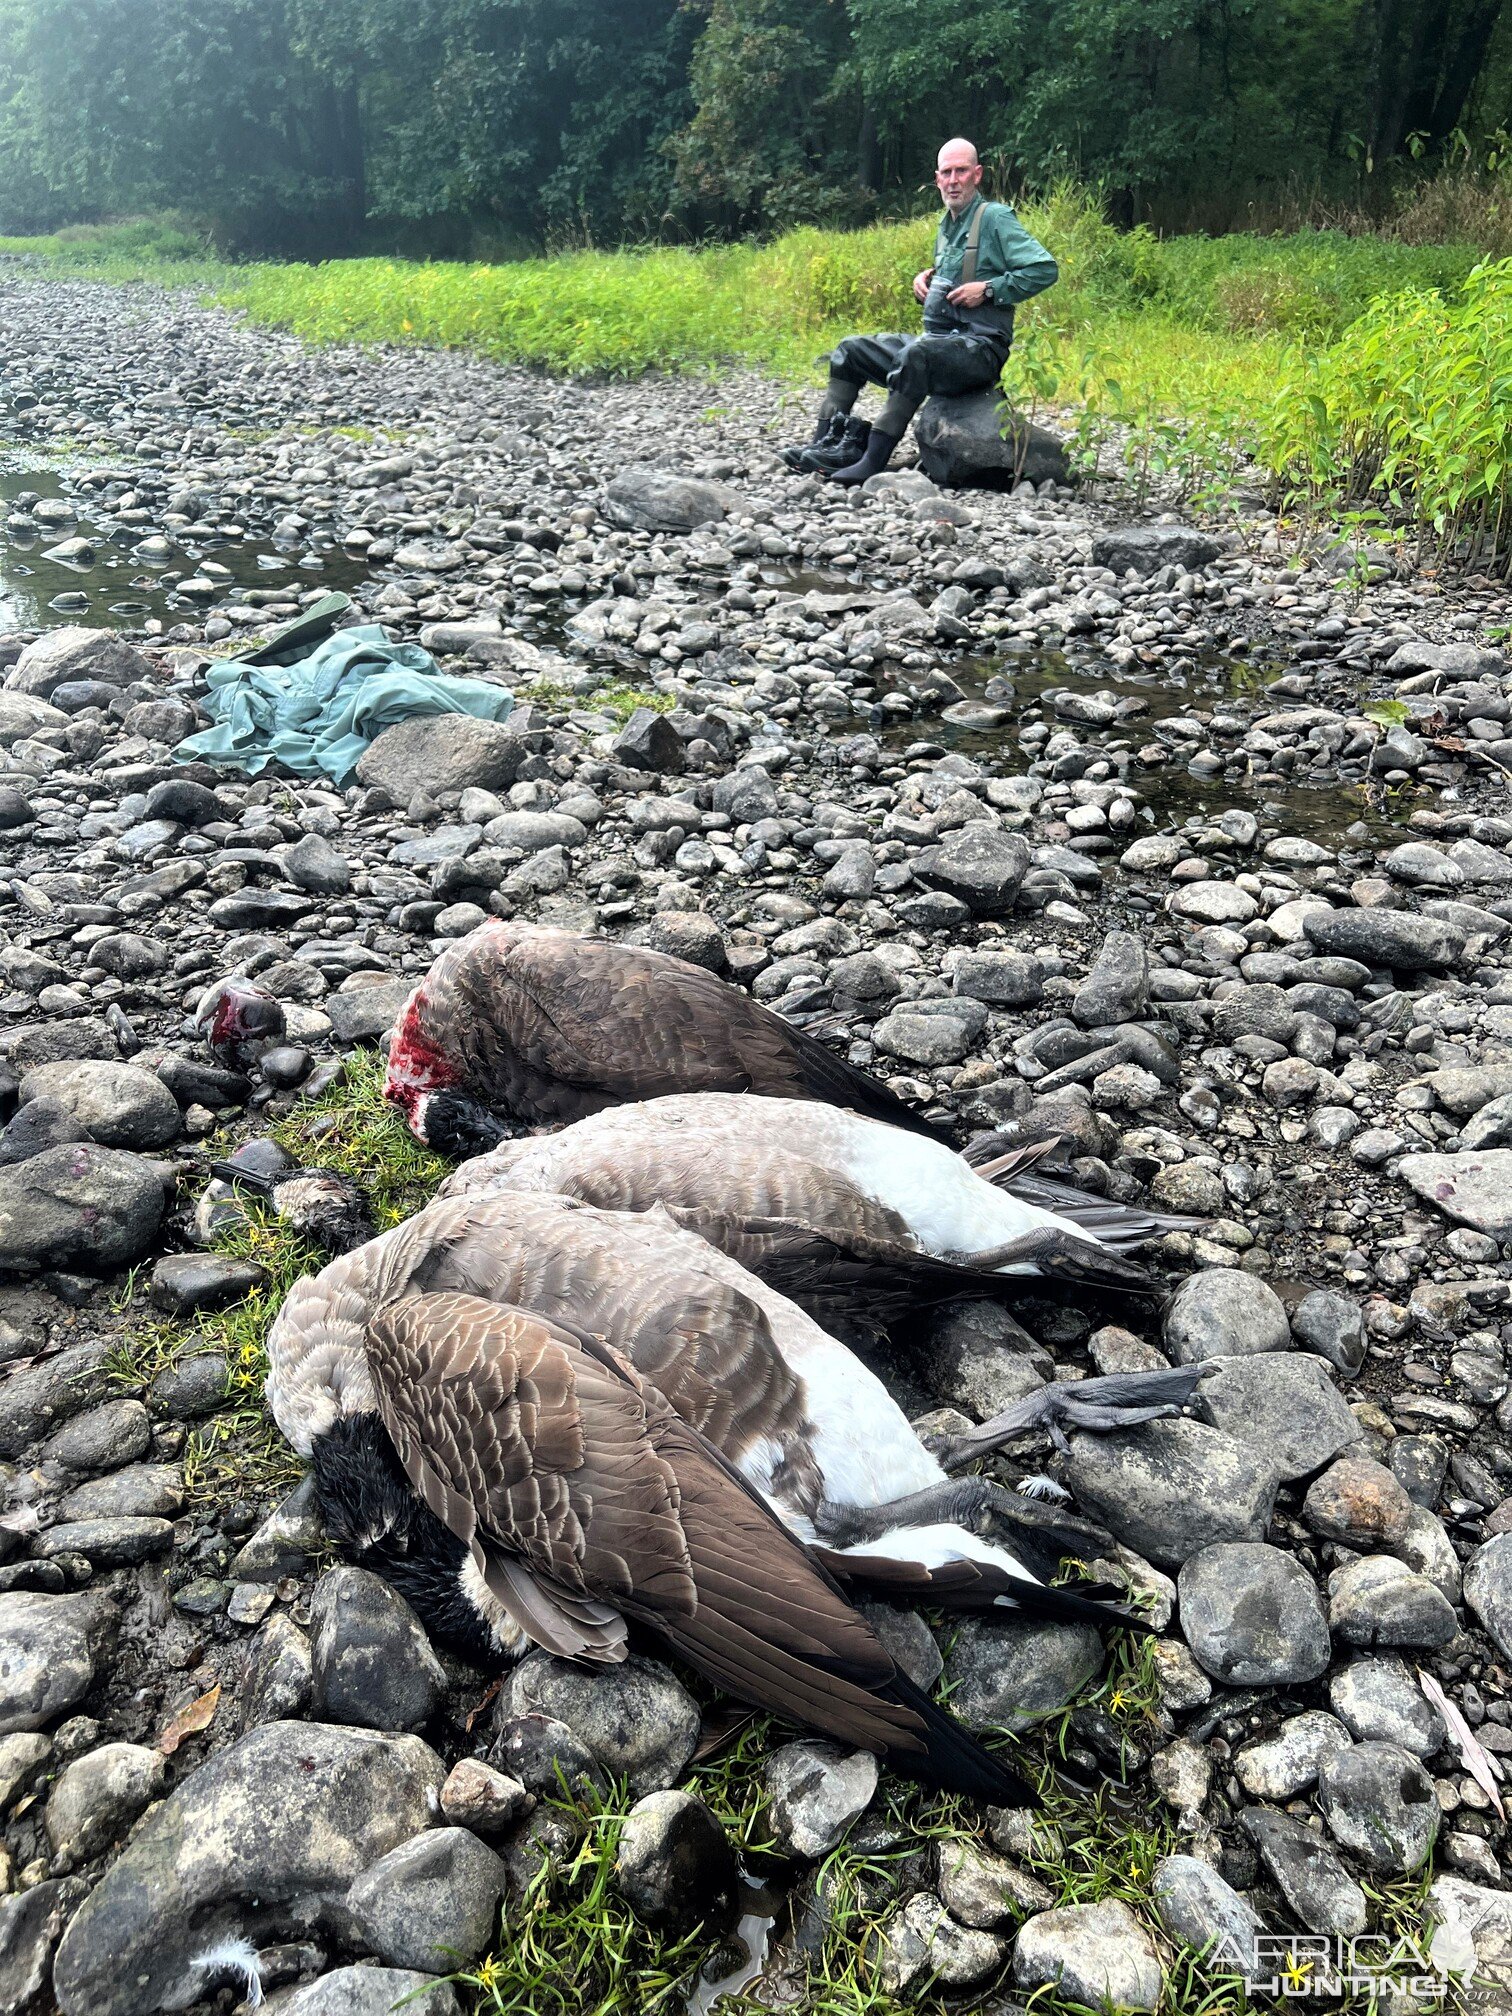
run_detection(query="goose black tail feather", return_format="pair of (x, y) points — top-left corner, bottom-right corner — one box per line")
(788, 1028), (953, 1143)
(883, 1667), (1037, 1806)
(819, 1545), (1153, 1636)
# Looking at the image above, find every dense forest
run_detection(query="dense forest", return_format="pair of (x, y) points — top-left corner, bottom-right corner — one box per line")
(0, 0), (1510, 254)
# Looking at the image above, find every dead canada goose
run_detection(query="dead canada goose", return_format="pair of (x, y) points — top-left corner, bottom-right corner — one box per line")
(382, 920), (951, 1158)
(265, 1188), (1197, 1633)
(436, 1091), (1194, 1316)
(320, 1285), (1032, 1801)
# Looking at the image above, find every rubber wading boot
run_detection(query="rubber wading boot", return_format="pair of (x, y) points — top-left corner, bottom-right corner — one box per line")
(800, 414), (872, 473)
(779, 410), (845, 471)
(829, 427), (902, 486)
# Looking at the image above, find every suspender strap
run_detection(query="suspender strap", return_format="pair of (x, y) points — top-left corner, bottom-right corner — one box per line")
(960, 202), (985, 285)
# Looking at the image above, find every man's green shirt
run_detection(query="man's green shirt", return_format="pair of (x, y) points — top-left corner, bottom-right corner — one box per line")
(933, 194), (1058, 306)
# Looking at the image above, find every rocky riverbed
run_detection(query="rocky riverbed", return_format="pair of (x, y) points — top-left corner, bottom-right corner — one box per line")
(3, 269), (1512, 2013)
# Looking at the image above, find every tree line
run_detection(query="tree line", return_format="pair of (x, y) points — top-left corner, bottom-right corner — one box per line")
(1, 0), (1509, 254)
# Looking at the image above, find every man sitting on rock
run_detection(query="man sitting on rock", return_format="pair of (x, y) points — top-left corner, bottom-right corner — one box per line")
(783, 137), (1058, 487)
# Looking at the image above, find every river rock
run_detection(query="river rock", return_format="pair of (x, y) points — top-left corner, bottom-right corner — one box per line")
(1192, 1353), (1360, 1480)
(603, 468), (740, 532)
(0, 1591), (111, 1735)
(1091, 526), (1223, 576)
(273, 1969), (463, 2016)
(356, 714), (523, 798)
(0, 1143), (165, 1271)
(910, 824), (1028, 914)
(1328, 1553), (1459, 1648)
(763, 1741), (878, 1858)
(1329, 1657), (1445, 1756)
(1178, 1542), (1331, 1684)
(1464, 1532), (1512, 1660)
(943, 1615), (1103, 1732)
(613, 1790), (739, 1931)
(1153, 1855), (1265, 1973)
(1317, 1740), (1439, 1873)
(309, 1567), (446, 1731)
(504, 1652), (700, 1793)
(1241, 1808), (1367, 1937)
(1163, 1270), (1290, 1361)
(345, 1826), (507, 1971)
(1302, 906), (1465, 970)
(50, 1720), (445, 2016)
(1065, 1418), (1279, 1567)
(46, 1741), (166, 1867)
(7, 627), (151, 698)
(19, 1060), (181, 1150)
(1012, 1897), (1163, 2009)
(1398, 1151), (1512, 1241)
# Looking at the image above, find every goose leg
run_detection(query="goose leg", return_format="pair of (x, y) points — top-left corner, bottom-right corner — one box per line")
(962, 1227), (1151, 1292)
(925, 1364), (1213, 1470)
(814, 1477), (1003, 1547)
(814, 1477), (1113, 1577)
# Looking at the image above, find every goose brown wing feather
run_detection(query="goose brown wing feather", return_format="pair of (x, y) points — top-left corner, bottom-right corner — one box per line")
(431, 924), (947, 1137)
(364, 1291), (936, 1756)
(400, 1197), (822, 1496)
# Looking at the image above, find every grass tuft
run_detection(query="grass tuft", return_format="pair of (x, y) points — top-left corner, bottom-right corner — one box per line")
(107, 1050), (445, 1507)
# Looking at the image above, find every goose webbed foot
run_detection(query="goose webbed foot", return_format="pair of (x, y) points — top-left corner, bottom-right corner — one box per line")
(927, 1364), (1214, 1470)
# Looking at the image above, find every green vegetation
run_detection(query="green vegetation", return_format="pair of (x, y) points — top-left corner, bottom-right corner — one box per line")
(9, 182), (1512, 565)
(107, 1051), (445, 1506)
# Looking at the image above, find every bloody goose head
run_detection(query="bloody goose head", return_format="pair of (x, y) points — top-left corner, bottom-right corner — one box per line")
(196, 979), (285, 1075)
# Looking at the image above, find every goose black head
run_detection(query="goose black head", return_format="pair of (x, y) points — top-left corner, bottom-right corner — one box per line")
(412, 1090), (510, 1164)
(209, 1161), (376, 1255)
(310, 1412), (502, 1667)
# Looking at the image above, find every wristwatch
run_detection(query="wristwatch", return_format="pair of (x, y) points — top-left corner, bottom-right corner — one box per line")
(983, 282), (995, 303)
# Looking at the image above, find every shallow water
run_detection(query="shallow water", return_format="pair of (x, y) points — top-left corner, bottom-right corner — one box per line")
(883, 641), (1409, 841)
(0, 450), (370, 633)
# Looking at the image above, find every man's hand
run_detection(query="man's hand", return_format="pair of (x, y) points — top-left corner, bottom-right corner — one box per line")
(912, 267), (934, 304)
(947, 279), (991, 308)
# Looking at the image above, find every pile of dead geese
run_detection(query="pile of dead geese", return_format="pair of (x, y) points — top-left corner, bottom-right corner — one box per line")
(209, 922), (1209, 1807)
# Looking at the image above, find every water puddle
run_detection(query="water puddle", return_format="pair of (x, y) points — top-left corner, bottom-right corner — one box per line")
(0, 450), (371, 633)
(883, 641), (1409, 840)
(685, 1876), (780, 2016)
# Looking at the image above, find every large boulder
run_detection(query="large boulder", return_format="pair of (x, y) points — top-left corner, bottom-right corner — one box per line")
(913, 395), (1070, 490)
(1090, 526), (1223, 577)
(602, 468), (742, 533)
(51, 1720), (445, 2016)
(7, 628), (153, 699)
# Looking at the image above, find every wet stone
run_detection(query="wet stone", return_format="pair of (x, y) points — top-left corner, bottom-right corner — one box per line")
(763, 1742), (879, 1859)
(1012, 1897), (1163, 2011)
(613, 1790), (739, 1932)
(1241, 1808), (1367, 1938)
(1234, 1710), (1352, 1799)
(147, 1353), (230, 1419)
(345, 1825), (507, 1972)
(1193, 1353), (1359, 1481)
(1317, 1740), (1439, 1874)
(1329, 1658), (1445, 1758)
(39, 1398), (151, 1477)
(149, 1254), (267, 1315)
(1178, 1542), (1331, 1686)
(1327, 1553), (1459, 1649)
(944, 1617), (1103, 1733)
(309, 1566), (446, 1732)
(504, 1652), (700, 1794)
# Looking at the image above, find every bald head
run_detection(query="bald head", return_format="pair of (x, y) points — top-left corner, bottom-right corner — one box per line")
(935, 138), (982, 214)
